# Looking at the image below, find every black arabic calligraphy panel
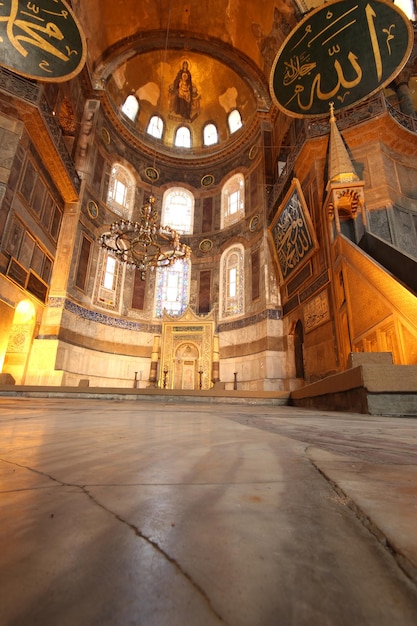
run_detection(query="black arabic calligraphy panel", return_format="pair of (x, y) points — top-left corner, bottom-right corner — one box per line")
(270, 0), (412, 117)
(0, 0), (86, 81)
(270, 181), (317, 282)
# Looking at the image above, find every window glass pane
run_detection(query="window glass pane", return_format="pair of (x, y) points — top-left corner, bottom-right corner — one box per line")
(155, 260), (189, 317)
(163, 188), (194, 234)
(174, 126), (191, 148)
(114, 179), (127, 206)
(229, 190), (239, 214)
(203, 123), (218, 146)
(222, 245), (244, 318)
(107, 164), (134, 218)
(104, 256), (116, 289)
(221, 173), (245, 228)
(94, 249), (123, 312)
(229, 267), (237, 297)
(228, 109), (242, 134)
(147, 116), (163, 139)
(121, 94), (139, 121)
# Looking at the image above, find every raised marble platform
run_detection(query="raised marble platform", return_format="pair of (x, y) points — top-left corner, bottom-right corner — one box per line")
(291, 353), (417, 416)
(2, 352), (416, 415)
(0, 385), (290, 406)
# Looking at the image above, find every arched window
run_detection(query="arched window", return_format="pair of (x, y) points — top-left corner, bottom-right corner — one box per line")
(162, 188), (194, 234)
(121, 94), (139, 122)
(228, 109), (242, 134)
(174, 126), (191, 148)
(106, 163), (135, 218)
(154, 259), (190, 317)
(221, 173), (245, 228)
(394, 0), (415, 19)
(203, 123), (218, 146)
(93, 249), (125, 312)
(103, 255), (116, 290)
(147, 115), (164, 139)
(220, 244), (245, 319)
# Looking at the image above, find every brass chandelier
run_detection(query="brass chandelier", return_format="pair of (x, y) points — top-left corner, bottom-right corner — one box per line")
(99, 195), (191, 279)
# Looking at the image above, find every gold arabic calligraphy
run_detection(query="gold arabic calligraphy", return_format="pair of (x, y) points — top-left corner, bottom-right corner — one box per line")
(0, 0), (79, 74)
(272, 0), (409, 115)
(273, 191), (314, 278)
(284, 51), (363, 110)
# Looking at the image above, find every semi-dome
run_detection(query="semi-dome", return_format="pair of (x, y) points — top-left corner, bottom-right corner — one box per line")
(105, 49), (259, 154)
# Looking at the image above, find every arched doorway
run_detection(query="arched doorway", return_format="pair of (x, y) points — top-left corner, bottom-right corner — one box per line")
(174, 343), (200, 390)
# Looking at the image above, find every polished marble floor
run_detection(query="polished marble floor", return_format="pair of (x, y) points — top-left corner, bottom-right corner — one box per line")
(0, 398), (416, 626)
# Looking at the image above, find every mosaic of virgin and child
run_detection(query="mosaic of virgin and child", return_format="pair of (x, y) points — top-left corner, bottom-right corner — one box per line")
(169, 60), (200, 121)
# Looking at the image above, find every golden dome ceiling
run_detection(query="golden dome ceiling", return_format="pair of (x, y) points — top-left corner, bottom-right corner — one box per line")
(70, 1), (330, 151)
(106, 50), (259, 147)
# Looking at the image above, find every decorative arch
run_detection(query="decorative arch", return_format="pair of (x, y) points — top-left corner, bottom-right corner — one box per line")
(203, 122), (218, 146)
(174, 126), (191, 148)
(147, 115), (164, 139)
(121, 94), (139, 121)
(93, 247), (125, 313)
(162, 187), (194, 234)
(106, 162), (136, 218)
(227, 108), (242, 134)
(220, 243), (245, 319)
(221, 173), (245, 229)
(174, 342), (200, 390)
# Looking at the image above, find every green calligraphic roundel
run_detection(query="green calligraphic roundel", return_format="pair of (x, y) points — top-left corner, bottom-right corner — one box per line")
(270, 0), (413, 118)
(0, 0), (86, 82)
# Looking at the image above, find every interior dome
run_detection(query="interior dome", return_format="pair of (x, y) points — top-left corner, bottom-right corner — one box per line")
(105, 49), (260, 154)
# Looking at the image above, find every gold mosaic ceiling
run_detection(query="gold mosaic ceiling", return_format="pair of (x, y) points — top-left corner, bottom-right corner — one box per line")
(70, 1), (332, 149)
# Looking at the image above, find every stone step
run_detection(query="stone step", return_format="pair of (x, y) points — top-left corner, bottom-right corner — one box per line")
(0, 385), (290, 406)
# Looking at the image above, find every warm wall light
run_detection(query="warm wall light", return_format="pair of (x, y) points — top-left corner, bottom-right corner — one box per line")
(14, 300), (35, 325)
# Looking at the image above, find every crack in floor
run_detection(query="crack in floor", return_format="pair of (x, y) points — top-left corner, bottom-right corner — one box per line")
(306, 449), (417, 587)
(0, 457), (228, 625)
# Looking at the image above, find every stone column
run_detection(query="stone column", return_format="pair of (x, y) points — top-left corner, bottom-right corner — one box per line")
(212, 335), (220, 383)
(148, 335), (160, 386)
